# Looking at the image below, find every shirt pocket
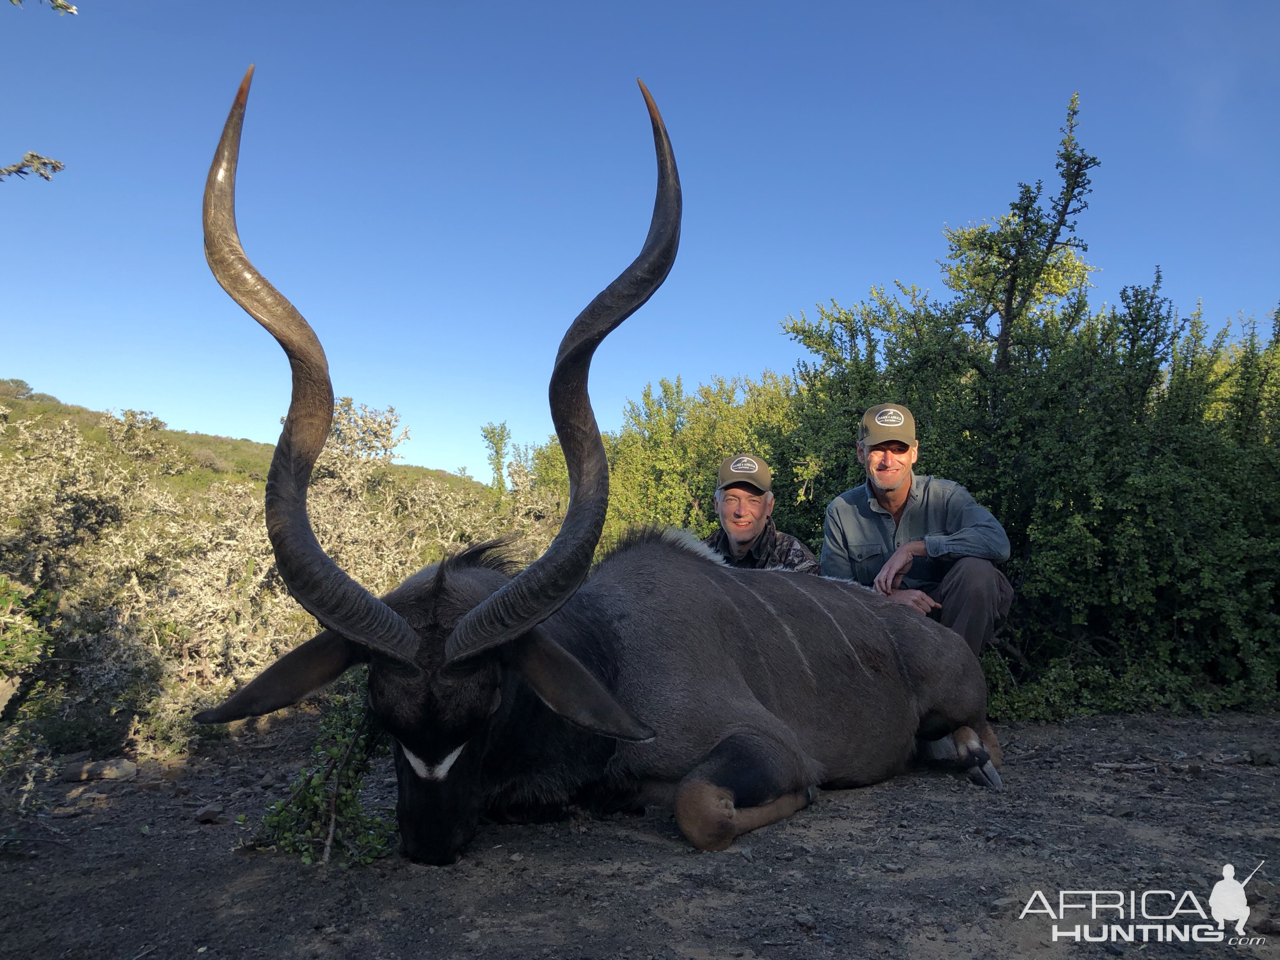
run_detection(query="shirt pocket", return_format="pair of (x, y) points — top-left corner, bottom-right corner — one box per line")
(850, 542), (885, 585)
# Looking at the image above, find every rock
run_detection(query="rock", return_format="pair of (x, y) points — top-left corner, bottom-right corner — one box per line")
(0, 675), (20, 716)
(509, 852), (523, 862)
(882, 862), (905, 873)
(60, 759), (137, 782)
(195, 804), (224, 824)
(738, 846), (754, 862)
(1250, 746), (1278, 766)
(793, 913), (816, 930)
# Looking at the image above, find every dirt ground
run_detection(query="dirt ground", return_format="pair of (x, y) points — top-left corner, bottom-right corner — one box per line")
(3, 712), (1278, 960)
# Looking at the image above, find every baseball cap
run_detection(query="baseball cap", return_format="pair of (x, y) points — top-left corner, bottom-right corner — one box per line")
(860, 404), (916, 447)
(716, 454), (772, 494)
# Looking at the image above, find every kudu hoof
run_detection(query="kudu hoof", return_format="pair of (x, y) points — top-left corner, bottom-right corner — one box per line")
(967, 759), (1003, 791)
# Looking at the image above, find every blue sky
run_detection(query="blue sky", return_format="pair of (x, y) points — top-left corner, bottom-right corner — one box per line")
(4, 2), (1277, 475)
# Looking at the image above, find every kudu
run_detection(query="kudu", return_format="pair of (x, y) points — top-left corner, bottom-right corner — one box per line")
(196, 67), (1003, 865)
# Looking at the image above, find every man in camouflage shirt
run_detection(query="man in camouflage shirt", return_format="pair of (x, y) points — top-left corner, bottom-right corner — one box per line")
(703, 455), (819, 574)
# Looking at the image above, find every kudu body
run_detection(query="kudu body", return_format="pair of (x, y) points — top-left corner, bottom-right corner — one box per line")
(196, 68), (1002, 865)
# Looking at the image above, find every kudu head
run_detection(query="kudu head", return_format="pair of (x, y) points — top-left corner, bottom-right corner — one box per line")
(194, 67), (680, 863)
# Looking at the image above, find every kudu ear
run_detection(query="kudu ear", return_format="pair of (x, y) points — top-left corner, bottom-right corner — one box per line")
(512, 629), (654, 742)
(194, 629), (369, 724)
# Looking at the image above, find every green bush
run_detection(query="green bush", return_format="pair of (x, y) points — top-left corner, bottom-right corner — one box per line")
(250, 670), (393, 865)
(0, 575), (54, 684)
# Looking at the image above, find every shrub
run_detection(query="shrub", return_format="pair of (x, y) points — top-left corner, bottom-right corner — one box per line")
(0, 397), (565, 817)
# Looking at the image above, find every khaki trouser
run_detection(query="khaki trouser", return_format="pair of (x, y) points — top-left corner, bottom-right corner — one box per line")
(925, 557), (1014, 657)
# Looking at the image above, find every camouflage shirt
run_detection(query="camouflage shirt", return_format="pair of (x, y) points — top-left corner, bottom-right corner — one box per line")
(704, 517), (820, 574)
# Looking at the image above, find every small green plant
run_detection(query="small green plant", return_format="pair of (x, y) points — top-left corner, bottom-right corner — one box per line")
(248, 670), (394, 865)
(0, 576), (54, 684)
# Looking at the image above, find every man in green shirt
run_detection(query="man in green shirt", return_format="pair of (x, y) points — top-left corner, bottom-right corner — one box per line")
(819, 404), (1013, 656)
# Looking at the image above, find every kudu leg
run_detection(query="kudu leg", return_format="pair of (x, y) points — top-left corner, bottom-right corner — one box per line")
(917, 720), (1003, 790)
(913, 645), (1005, 791)
(674, 733), (816, 852)
(953, 724), (1003, 789)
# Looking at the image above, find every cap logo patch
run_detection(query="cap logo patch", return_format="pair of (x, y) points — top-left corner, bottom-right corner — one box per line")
(729, 457), (759, 473)
(875, 409), (905, 427)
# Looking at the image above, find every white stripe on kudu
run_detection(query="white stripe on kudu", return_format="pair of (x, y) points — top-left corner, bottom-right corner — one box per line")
(402, 742), (466, 781)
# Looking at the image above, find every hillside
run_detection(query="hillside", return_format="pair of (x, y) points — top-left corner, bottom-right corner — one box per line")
(0, 379), (482, 495)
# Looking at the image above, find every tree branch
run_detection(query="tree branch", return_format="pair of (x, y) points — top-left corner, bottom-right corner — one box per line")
(0, 152), (65, 183)
(7, 0), (78, 14)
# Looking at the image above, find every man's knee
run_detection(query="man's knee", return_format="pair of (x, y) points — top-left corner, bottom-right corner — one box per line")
(943, 558), (1006, 602)
(935, 558), (1014, 640)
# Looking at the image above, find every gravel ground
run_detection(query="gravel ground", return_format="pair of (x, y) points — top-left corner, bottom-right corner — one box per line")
(3, 711), (1278, 960)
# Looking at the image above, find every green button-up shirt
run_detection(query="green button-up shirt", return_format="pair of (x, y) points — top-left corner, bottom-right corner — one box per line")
(819, 473), (1009, 589)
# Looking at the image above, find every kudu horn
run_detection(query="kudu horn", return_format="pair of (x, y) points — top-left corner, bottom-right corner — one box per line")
(203, 65), (420, 665)
(444, 79), (682, 664)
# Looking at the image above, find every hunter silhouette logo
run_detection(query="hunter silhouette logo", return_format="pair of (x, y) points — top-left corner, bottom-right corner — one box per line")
(729, 457), (759, 473)
(1210, 861), (1263, 936)
(875, 408), (905, 427)
(1016, 860), (1267, 946)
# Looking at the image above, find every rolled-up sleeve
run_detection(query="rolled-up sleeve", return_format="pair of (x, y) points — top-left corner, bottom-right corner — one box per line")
(922, 486), (1010, 562)
(820, 502), (856, 580)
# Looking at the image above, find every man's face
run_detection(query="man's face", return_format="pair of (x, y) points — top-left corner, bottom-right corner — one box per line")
(858, 440), (918, 493)
(715, 483), (774, 545)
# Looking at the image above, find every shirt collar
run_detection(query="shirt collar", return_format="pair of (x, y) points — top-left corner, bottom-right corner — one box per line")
(864, 472), (920, 513)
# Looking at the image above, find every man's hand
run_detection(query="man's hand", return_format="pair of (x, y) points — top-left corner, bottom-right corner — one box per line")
(873, 540), (928, 595)
(885, 588), (941, 616)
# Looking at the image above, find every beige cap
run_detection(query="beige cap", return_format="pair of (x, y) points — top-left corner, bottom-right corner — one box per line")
(716, 454), (772, 493)
(860, 403), (916, 447)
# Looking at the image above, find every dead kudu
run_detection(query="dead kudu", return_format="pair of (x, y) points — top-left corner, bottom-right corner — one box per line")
(195, 67), (1002, 865)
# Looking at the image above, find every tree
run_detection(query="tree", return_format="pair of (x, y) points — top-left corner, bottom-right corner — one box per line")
(481, 421), (511, 493)
(0, 379), (34, 399)
(941, 93), (1098, 376)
